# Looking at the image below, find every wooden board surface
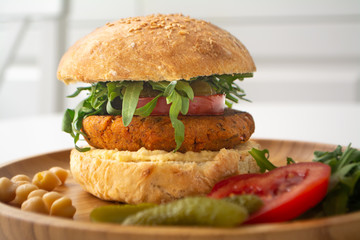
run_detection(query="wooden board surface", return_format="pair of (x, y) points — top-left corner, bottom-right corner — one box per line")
(0, 139), (359, 240)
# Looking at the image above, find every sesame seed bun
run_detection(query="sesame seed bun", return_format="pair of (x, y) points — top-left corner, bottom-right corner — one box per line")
(59, 14), (260, 204)
(57, 13), (256, 84)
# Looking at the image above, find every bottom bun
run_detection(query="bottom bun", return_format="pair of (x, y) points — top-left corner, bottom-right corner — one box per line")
(70, 141), (260, 204)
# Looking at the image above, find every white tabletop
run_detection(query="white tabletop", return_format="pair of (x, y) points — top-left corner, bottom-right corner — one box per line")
(0, 102), (359, 165)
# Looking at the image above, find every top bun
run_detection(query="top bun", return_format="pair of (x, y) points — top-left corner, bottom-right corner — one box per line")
(57, 14), (256, 84)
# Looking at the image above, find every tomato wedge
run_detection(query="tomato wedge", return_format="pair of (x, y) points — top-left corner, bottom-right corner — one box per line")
(208, 162), (331, 224)
(136, 94), (225, 116)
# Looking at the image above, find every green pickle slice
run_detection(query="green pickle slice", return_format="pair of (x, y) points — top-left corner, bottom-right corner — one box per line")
(90, 203), (156, 223)
(122, 197), (251, 227)
(190, 80), (217, 96)
(90, 195), (263, 227)
(223, 194), (263, 214)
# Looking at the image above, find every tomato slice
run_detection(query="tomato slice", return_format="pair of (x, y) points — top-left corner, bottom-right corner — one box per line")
(136, 94), (225, 116)
(208, 162), (331, 224)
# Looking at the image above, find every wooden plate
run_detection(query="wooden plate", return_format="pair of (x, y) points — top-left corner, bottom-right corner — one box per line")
(0, 139), (359, 240)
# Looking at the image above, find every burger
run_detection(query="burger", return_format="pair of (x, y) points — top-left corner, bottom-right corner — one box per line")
(58, 14), (260, 204)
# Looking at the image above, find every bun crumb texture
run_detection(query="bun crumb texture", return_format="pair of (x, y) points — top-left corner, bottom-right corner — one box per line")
(70, 141), (260, 204)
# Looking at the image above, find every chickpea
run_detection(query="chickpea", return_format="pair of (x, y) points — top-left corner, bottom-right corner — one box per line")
(11, 174), (31, 183)
(50, 197), (76, 218)
(27, 189), (48, 199)
(42, 191), (62, 210)
(42, 192), (76, 218)
(21, 196), (49, 214)
(32, 171), (61, 191)
(49, 167), (69, 185)
(1, 167), (75, 218)
(11, 183), (38, 207)
(0, 177), (17, 203)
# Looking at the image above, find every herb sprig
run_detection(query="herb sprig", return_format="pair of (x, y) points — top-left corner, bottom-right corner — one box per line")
(62, 73), (252, 152)
(194, 73), (251, 108)
(312, 144), (360, 216)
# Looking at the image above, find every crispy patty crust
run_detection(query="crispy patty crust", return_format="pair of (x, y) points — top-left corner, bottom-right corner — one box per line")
(82, 108), (255, 152)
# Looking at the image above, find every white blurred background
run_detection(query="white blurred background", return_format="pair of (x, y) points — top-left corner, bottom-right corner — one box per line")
(1, 0), (359, 118)
(0, 0), (359, 162)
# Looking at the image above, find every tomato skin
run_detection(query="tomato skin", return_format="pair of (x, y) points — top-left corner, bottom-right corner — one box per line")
(208, 162), (331, 224)
(136, 94), (225, 116)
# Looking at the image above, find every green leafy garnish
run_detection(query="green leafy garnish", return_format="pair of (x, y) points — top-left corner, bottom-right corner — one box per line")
(249, 144), (360, 217)
(194, 73), (251, 108)
(62, 73), (252, 151)
(62, 109), (75, 135)
(286, 157), (296, 165)
(167, 89), (185, 151)
(62, 83), (108, 151)
(248, 148), (277, 173)
(312, 144), (360, 216)
(134, 94), (163, 117)
(121, 81), (143, 126)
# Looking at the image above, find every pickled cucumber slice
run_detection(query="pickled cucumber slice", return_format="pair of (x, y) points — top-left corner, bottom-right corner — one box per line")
(190, 80), (216, 96)
(223, 195), (263, 214)
(90, 203), (156, 223)
(122, 197), (248, 227)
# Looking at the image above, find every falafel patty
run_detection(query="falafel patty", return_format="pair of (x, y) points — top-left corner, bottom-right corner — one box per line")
(82, 108), (255, 152)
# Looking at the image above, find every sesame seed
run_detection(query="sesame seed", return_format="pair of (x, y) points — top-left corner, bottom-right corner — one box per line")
(179, 30), (189, 35)
(109, 70), (117, 76)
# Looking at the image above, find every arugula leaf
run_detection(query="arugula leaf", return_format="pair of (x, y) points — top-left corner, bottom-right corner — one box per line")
(106, 82), (124, 115)
(225, 100), (233, 108)
(248, 148), (277, 173)
(122, 82), (143, 126)
(107, 82), (123, 101)
(180, 96), (189, 115)
(75, 144), (91, 152)
(62, 109), (75, 135)
(164, 81), (177, 97)
(312, 144), (360, 215)
(70, 99), (96, 152)
(148, 80), (192, 150)
(322, 185), (349, 215)
(62, 73), (253, 152)
(106, 101), (122, 115)
(194, 73), (252, 104)
(67, 86), (91, 98)
(175, 81), (194, 100)
(287, 157), (296, 165)
(89, 83), (107, 110)
(149, 81), (169, 92)
(167, 90), (185, 152)
(134, 94), (163, 117)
